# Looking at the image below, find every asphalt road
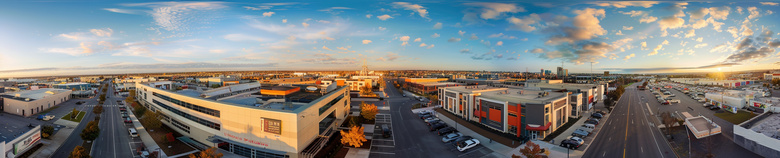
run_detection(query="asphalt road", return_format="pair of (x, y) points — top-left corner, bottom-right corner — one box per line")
(51, 95), (96, 157)
(583, 81), (676, 158)
(369, 80), (494, 158)
(92, 81), (134, 158)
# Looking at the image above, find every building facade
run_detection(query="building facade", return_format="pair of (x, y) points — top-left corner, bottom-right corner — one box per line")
(438, 85), (570, 140)
(1, 88), (71, 117)
(136, 81), (350, 158)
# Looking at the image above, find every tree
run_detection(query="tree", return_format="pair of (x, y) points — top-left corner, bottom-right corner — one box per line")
(340, 126), (367, 148)
(134, 105), (147, 117)
(69, 145), (90, 158)
(141, 110), (163, 129)
(517, 141), (543, 158)
(359, 85), (375, 96)
(188, 147), (223, 158)
(42, 125), (54, 139)
(360, 102), (378, 120)
(93, 105), (104, 117)
(71, 108), (78, 119)
(661, 112), (675, 135)
(211, 84), (220, 88)
(80, 120), (100, 141)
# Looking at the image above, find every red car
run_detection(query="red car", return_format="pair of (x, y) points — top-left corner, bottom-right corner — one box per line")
(124, 117), (132, 123)
(661, 101), (670, 105)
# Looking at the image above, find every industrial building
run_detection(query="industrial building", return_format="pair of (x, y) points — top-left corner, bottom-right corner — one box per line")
(135, 80), (350, 158)
(0, 88), (71, 117)
(524, 79), (605, 117)
(0, 114), (41, 158)
(438, 85), (571, 140)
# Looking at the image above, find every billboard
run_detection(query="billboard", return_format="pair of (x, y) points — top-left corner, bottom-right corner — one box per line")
(262, 118), (282, 135)
(13, 130), (41, 154)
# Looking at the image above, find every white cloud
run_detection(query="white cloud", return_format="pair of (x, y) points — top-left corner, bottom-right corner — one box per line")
(727, 26), (740, 38)
(689, 8), (710, 19)
(302, 22), (309, 28)
(623, 26), (634, 30)
(658, 16), (685, 31)
(433, 22), (442, 29)
(641, 41), (648, 50)
(427, 44), (435, 49)
(448, 37), (461, 42)
(694, 43), (708, 48)
(419, 43), (427, 47)
(121, 2), (227, 32)
(431, 33), (440, 38)
(624, 53), (635, 60)
(378, 27), (387, 31)
(377, 14), (393, 20)
(696, 37), (703, 42)
(506, 14), (540, 32)
(458, 30), (466, 36)
(318, 7), (353, 14)
(224, 34), (264, 42)
(592, 1), (659, 8)
(90, 28), (114, 37)
(496, 41), (503, 46)
(708, 6), (730, 20)
(639, 16), (658, 23)
(391, 2), (429, 19)
(413, 38), (421, 42)
(761, 2), (780, 6)
(262, 12), (275, 17)
(487, 33), (517, 39)
(470, 34), (479, 40)
(546, 8), (606, 45)
(747, 7), (761, 19)
(366, 14), (372, 18)
(684, 29), (695, 38)
(616, 30), (624, 35)
(362, 40), (372, 44)
(400, 36), (410, 42)
(464, 2), (525, 20)
(103, 8), (137, 14)
(710, 44), (728, 52)
(619, 10), (645, 17)
(282, 19), (287, 23)
(322, 46), (332, 51)
(337, 46), (349, 51)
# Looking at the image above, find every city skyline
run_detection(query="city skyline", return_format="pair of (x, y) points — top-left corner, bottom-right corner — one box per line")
(2, 1), (780, 78)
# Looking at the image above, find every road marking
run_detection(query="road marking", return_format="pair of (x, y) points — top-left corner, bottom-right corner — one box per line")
(370, 151), (396, 155)
(641, 147), (644, 153)
(609, 137), (611, 141)
(623, 89), (632, 158)
(632, 119), (634, 125)
(457, 146), (484, 157)
(603, 151), (606, 157)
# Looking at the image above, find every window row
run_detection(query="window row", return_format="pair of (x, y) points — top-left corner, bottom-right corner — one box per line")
(153, 92), (221, 117)
(319, 94), (345, 114)
(171, 118), (191, 133)
(154, 99), (221, 130)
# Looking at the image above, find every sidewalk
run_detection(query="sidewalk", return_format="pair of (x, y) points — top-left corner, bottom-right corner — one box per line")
(435, 110), (515, 157)
(127, 106), (168, 158)
(28, 125), (74, 158)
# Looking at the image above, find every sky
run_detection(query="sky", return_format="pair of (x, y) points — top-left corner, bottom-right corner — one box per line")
(1, 0), (780, 78)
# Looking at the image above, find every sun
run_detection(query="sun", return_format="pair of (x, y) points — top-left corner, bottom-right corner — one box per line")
(718, 68), (722, 71)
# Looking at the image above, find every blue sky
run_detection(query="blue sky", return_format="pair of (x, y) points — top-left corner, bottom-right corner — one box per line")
(1, 1), (780, 77)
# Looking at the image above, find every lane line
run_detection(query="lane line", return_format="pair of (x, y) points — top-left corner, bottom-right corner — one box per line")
(637, 89), (665, 158)
(623, 88), (631, 158)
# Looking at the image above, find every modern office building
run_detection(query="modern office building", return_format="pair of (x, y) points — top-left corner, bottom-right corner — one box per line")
(525, 79), (604, 116)
(0, 116), (41, 158)
(0, 88), (71, 117)
(135, 81), (350, 158)
(438, 85), (570, 140)
(402, 78), (461, 94)
(53, 82), (91, 91)
(318, 79), (374, 91)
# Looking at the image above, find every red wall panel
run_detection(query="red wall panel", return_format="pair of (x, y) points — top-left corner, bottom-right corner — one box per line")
(489, 109), (501, 122)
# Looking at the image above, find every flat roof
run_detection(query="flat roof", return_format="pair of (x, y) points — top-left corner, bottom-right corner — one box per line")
(479, 88), (567, 104)
(55, 82), (89, 86)
(747, 113), (780, 140)
(444, 85), (498, 94)
(0, 88), (70, 101)
(688, 117), (716, 132)
(417, 82), (462, 86)
(0, 114), (39, 142)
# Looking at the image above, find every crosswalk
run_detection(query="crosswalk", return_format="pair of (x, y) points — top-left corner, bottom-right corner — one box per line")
(370, 113), (395, 156)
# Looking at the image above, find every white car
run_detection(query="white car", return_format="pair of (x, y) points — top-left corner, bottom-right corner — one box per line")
(442, 132), (463, 143)
(669, 100), (681, 103)
(41, 115), (55, 121)
(457, 139), (480, 152)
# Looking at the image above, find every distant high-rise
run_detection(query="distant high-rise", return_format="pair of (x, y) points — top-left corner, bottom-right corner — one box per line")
(359, 59), (370, 76)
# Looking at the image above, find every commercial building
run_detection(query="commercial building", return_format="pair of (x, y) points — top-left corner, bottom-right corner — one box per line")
(53, 82), (91, 91)
(438, 85), (570, 140)
(734, 113), (780, 158)
(524, 79), (604, 117)
(0, 114), (41, 158)
(402, 78), (461, 94)
(704, 90), (758, 114)
(1, 88), (71, 117)
(135, 81), (350, 158)
(318, 79), (374, 91)
(765, 73), (780, 80)
(670, 78), (757, 88)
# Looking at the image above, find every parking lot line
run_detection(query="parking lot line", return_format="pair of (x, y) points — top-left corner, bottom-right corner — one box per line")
(370, 151), (396, 155)
(372, 145), (395, 147)
(457, 146), (484, 157)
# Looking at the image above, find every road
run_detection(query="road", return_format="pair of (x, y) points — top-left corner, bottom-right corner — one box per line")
(583, 81), (676, 158)
(369, 79), (494, 158)
(92, 80), (134, 158)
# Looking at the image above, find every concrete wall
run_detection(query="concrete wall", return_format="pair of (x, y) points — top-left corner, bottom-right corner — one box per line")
(733, 125), (780, 158)
(3, 125), (40, 158)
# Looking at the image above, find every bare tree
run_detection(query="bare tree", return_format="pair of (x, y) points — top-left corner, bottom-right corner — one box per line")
(661, 112), (675, 135)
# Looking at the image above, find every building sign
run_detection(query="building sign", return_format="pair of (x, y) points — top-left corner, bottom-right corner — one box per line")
(753, 102), (768, 109)
(223, 133), (269, 147)
(14, 130), (41, 154)
(263, 118), (282, 135)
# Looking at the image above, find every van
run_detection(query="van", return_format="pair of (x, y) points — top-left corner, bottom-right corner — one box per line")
(128, 128), (138, 137)
(381, 125), (392, 138)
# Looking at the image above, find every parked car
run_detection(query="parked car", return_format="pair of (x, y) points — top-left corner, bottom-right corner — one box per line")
(430, 123), (447, 131)
(456, 139), (480, 152)
(424, 117), (440, 123)
(591, 113), (603, 119)
(595, 111), (607, 115)
(575, 129), (591, 136)
(124, 117), (132, 123)
(37, 114), (55, 121)
(571, 130), (589, 138)
(560, 139), (581, 149)
(381, 125), (392, 138)
(669, 100), (681, 103)
(698, 99), (706, 103)
(119, 107), (127, 111)
(420, 114), (433, 119)
(709, 106), (720, 110)
(417, 111), (432, 117)
(452, 136), (474, 145)
(587, 118), (599, 122)
(76, 101), (86, 105)
(584, 120), (599, 125)
(442, 132), (463, 143)
(582, 124), (596, 129)
(661, 101), (670, 105)
(428, 120), (442, 126)
(577, 127), (594, 133)
(569, 136), (584, 145)
(437, 127), (457, 136)
(122, 113), (129, 118)
(703, 103), (711, 107)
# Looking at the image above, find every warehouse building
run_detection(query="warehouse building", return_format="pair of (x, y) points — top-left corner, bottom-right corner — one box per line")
(1, 88), (71, 117)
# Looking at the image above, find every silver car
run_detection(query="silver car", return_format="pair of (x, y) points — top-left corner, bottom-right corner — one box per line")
(442, 132), (463, 143)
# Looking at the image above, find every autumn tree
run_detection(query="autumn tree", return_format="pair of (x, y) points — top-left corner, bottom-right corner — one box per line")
(359, 85), (375, 96)
(340, 126), (367, 148)
(517, 141), (543, 158)
(188, 147), (224, 158)
(661, 112), (676, 135)
(71, 108), (78, 119)
(134, 104), (147, 117)
(69, 145), (90, 158)
(93, 105), (104, 118)
(141, 110), (163, 129)
(360, 102), (378, 120)
(80, 120), (100, 141)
